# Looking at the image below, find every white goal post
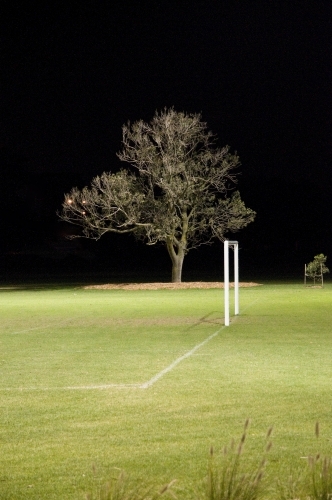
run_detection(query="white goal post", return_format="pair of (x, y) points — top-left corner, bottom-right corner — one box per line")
(224, 240), (239, 326)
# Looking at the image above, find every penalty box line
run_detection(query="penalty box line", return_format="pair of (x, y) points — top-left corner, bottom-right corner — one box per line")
(1, 327), (224, 392)
(2, 299), (258, 391)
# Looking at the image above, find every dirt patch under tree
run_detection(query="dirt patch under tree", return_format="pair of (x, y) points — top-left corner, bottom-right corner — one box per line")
(84, 282), (262, 291)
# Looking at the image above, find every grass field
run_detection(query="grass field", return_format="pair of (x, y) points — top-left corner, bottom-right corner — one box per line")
(1, 282), (332, 499)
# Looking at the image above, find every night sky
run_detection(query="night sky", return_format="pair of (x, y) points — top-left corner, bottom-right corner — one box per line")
(1, 1), (332, 281)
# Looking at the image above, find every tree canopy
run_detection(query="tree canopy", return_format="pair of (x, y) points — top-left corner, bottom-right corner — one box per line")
(59, 108), (256, 282)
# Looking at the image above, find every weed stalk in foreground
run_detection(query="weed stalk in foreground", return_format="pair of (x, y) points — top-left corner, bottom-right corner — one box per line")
(307, 423), (332, 500)
(278, 422), (332, 500)
(205, 419), (272, 500)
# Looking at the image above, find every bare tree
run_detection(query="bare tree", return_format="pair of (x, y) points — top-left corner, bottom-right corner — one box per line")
(59, 109), (255, 282)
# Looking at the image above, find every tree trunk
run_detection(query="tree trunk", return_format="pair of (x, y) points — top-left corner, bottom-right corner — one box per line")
(171, 253), (184, 282)
(166, 238), (185, 283)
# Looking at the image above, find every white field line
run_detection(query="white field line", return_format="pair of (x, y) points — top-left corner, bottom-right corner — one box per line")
(139, 297), (258, 389)
(140, 327), (224, 389)
(1, 298), (258, 391)
(0, 384), (142, 391)
(9, 320), (72, 335)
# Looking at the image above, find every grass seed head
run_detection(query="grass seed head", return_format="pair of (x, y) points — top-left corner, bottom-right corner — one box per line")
(159, 479), (177, 495)
(266, 426), (273, 439)
(266, 441), (273, 453)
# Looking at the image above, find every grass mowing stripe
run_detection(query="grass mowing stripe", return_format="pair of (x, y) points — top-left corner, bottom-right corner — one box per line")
(7, 311), (119, 335)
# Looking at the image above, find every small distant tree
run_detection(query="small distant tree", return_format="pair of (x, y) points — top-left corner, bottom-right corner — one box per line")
(305, 254), (329, 286)
(59, 108), (256, 282)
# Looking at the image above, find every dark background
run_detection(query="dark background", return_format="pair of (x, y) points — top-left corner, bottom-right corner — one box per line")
(1, 1), (331, 283)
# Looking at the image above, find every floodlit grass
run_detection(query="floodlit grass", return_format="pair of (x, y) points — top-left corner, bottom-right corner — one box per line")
(1, 283), (332, 499)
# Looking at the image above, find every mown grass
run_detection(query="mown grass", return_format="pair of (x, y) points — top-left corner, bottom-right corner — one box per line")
(1, 283), (332, 499)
